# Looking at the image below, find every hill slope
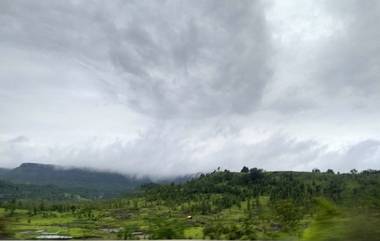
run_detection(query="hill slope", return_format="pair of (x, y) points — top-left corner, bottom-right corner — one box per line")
(0, 163), (149, 198)
(139, 168), (380, 240)
(2, 167), (380, 240)
(0, 179), (84, 200)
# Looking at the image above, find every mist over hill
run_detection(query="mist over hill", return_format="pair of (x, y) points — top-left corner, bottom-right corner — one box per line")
(0, 162), (196, 199)
(0, 162), (145, 191)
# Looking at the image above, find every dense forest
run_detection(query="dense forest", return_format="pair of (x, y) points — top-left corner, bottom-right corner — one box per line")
(0, 167), (380, 240)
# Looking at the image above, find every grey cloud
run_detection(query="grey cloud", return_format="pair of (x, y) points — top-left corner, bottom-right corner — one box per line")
(261, 0), (380, 115)
(1, 1), (380, 176)
(8, 136), (29, 143)
(0, 0), (118, 60)
(316, 0), (380, 99)
(1, 0), (273, 119)
(2, 131), (379, 176)
(197, 136), (380, 174)
(335, 140), (380, 170)
(106, 1), (273, 118)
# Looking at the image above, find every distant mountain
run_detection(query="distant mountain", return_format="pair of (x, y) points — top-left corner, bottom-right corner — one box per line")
(0, 179), (85, 201)
(0, 162), (198, 199)
(0, 168), (10, 176)
(0, 163), (149, 198)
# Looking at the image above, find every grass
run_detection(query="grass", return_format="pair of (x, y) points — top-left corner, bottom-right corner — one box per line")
(184, 227), (204, 239)
(2, 195), (379, 240)
(1, 200), (242, 239)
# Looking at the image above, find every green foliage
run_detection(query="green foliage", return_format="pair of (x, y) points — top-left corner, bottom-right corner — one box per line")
(1, 166), (380, 240)
(0, 217), (11, 238)
(272, 199), (302, 231)
(148, 219), (184, 239)
(240, 166), (249, 173)
(302, 199), (380, 241)
(204, 223), (257, 240)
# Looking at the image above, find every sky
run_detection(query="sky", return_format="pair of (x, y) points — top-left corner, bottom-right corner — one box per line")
(1, 0), (380, 177)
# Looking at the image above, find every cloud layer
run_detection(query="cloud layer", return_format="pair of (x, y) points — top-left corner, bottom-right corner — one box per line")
(1, 0), (380, 176)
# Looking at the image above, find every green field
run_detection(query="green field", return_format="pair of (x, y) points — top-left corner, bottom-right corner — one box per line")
(1, 168), (380, 240)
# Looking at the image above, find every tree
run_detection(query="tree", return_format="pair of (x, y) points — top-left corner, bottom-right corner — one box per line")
(241, 166), (249, 173)
(0, 217), (10, 238)
(150, 219), (184, 239)
(249, 168), (264, 182)
(326, 169), (335, 174)
(325, 180), (344, 201)
(273, 200), (302, 231)
(312, 168), (321, 173)
(350, 169), (358, 175)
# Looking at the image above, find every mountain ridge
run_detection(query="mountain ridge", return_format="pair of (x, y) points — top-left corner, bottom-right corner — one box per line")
(0, 162), (197, 199)
(0, 162), (148, 198)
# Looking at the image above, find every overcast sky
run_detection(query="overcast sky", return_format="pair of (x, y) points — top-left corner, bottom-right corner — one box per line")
(1, 0), (380, 177)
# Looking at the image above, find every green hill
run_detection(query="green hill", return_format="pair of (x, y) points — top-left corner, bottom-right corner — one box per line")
(138, 168), (380, 240)
(0, 179), (85, 200)
(1, 167), (380, 240)
(0, 163), (149, 198)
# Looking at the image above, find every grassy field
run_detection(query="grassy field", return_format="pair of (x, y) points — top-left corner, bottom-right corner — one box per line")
(1, 170), (380, 240)
(1, 197), (299, 240)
